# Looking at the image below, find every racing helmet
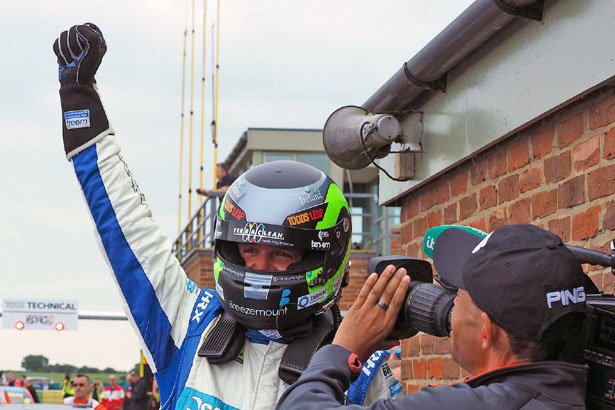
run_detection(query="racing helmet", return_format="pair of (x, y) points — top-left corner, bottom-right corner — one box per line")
(213, 160), (352, 331)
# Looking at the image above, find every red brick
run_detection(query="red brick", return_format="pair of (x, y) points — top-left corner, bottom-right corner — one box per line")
(426, 210), (442, 229)
(413, 217), (426, 240)
(556, 112), (585, 148)
(403, 198), (418, 220)
(558, 175), (585, 209)
(427, 358), (444, 380)
(507, 138), (530, 171)
(451, 170), (468, 197)
(401, 358), (412, 380)
(489, 208), (507, 231)
(443, 203), (457, 225)
(413, 359), (427, 379)
(519, 167), (542, 193)
(434, 181), (450, 205)
(605, 201), (615, 231)
(532, 126), (554, 158)
(604, 272), (615, 294)
(408, 336), (421, 357)
(420, 189), (435, 212)
(509, 198), (531, 224)
(479, 185), (497, 210)
(471, 160), (487, 186)
(572, 205), (601, 240)
(404, 383), (422, 394)
(573, 134), (600, 171)
(420, 334), (435, 355)
(589, 94), (615, 130)
(459, 193), (478, 221)
(434, 337), (451, 354)
(468, 218), (487, 232)
(400, 222), (413, 244)
(488, 150), (507, 179)
(443, 358), (461, 379)
(588, 165), (615, 200)
(405, 242), (419, 258)
(605, 127), (615, 159)
(532, 189), (557, 219)
(544, 151), (571, 183)
(497, 174), (520, 204)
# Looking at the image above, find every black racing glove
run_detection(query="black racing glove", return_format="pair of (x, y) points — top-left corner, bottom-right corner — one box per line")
(53, 23), (112, 159)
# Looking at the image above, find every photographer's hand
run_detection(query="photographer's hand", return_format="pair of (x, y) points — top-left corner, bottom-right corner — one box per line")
(332, 265), (410, 362)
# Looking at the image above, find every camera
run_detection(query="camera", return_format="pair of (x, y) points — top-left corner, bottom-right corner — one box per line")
(369, 243), (615, 409)
(367, 255), (455, 340)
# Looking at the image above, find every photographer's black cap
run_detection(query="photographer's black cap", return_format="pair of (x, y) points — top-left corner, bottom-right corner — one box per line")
(433, 224), (591, 341)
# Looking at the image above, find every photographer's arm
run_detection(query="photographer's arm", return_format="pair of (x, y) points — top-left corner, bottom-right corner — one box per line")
(276, 266), (410, 409)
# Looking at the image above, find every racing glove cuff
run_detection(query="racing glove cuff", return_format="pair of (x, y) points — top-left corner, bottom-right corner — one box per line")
(60, 84), (113, 160)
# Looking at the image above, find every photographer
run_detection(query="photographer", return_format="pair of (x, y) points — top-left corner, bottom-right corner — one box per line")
(277, 224), (591, 409)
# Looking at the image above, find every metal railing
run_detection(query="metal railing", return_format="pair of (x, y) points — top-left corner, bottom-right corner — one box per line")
(344, 193), (400, 255)
(172, 192), (400, 263)
(172, 192), (222, 261)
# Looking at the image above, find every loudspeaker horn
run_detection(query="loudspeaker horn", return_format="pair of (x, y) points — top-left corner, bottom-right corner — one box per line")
(323, 106), (400, 169)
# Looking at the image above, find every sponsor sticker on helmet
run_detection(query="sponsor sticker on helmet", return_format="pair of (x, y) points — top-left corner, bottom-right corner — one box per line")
(230, 179), (247, 200)
(285, 203), (328, 227)
(223, 197), (246, 221)
(299, 187), (324, 206)
(234, 222), (285, 244)
(297, 287), (328, 310)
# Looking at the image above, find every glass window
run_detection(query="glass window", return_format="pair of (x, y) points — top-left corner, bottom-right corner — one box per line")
(298, 153), (330, 174)
(265, 153), (294, 162)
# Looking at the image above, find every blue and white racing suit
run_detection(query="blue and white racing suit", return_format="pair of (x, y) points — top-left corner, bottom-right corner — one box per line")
(71, 133), (401, 409)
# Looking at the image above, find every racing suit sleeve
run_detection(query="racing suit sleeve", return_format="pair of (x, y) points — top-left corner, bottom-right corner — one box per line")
(53, 25), (220, 403)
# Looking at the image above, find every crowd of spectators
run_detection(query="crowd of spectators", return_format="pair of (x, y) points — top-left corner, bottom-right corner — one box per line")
(1, 370), (159, 410)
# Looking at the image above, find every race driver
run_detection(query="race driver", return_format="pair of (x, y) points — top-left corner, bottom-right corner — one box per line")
(53, 23), (400, 409)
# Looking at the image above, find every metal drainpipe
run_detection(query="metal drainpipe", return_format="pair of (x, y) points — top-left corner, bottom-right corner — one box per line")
(362, 0), (544, 113)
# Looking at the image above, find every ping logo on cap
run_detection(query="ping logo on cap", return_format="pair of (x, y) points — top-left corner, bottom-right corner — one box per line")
(64, 109), (90, 129)
(546, 287), (585, 308)
(472, 232), (492, 254)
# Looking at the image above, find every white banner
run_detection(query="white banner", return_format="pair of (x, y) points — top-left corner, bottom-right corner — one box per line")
(2, 298), (79, 331)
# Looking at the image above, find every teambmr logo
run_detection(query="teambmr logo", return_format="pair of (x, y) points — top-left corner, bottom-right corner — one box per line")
(64, 110), (90, 129)
(546, 287), (585, 308)
(233, 223), (284, 243)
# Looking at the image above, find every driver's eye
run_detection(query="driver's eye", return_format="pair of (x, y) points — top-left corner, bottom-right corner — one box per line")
(241, 247), (258, 255)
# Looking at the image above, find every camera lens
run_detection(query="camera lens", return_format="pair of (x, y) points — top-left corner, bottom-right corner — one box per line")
(389, 281), (455, 339)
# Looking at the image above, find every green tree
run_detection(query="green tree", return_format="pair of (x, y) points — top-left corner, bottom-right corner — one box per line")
(21, 354), (49, 371)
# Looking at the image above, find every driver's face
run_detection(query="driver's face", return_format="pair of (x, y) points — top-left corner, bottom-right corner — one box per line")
(238, 243), (303, 271)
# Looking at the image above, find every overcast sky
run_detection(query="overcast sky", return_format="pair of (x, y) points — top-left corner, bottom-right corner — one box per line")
(0, 0), (474, 371)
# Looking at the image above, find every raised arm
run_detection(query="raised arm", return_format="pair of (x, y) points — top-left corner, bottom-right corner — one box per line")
(52, 23), (216, 376)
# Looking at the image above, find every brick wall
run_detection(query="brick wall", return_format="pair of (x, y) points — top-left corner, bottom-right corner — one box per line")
(397, 87), (615, 393)
(183, 249), (215, 290)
